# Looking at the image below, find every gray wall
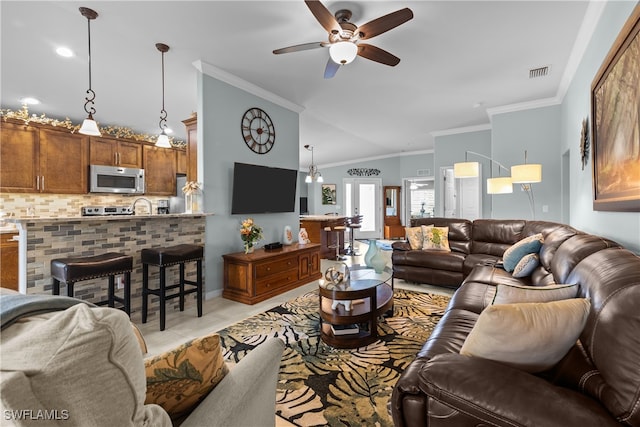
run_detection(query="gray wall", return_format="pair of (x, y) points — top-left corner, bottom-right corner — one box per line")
(434, 129), (492, 218)
(199, 73), (300, 294)
(491, 106), (562, 221)
(560, 1), (639, 253)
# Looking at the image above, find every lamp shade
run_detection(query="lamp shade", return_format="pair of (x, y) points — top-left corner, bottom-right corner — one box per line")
(487, 177), (513, 194)
(155, 132), (171, 148)
(329, 42), (358, 65)
(305, 175), (312, 183)
(453, 162), (479, 178)
(511, 164), (542, 183)
(79, 117), (101, 136)
(316, 174), (324, 183)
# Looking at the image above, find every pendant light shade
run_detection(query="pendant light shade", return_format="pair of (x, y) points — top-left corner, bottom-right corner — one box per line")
(487, 177), (513, 194)
(329, 41), (358, 65)
(78, 7), (101, 136)
(155, 43), (171, 148)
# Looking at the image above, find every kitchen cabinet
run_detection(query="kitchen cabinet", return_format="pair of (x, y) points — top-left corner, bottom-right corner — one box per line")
(89, 136), (142, 168)
(143, 145), (176, 195)
(0, 122), (88, 194)
(0, 122), (39, 192)
(0, 232), (19, 291)
(177, 148), (187, 175)
(182, 115), (197, 181)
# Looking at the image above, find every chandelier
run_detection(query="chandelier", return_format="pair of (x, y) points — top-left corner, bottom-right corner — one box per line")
(304, 145), (323, 183)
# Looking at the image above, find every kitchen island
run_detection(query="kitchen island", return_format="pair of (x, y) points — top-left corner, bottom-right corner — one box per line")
(299, 215), (347, 259)
(7, 213), (210, 321)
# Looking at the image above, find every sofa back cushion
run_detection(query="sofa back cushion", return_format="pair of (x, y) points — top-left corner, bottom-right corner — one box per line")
(551, 234), (621, 284)
(0, 304), (171, 426)
(411, 218), (472, 255)
(560, 248), (640, 425)
(471, 219), (524, 257)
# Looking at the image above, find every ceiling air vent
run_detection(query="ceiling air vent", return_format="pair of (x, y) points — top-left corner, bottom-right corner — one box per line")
(529, 66), (550, 79)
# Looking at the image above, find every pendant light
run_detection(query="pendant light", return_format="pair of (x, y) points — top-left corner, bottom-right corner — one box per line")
(78, 7), (101, 136)
(155, 43), (171, 148)
(304, 145), (323, 183)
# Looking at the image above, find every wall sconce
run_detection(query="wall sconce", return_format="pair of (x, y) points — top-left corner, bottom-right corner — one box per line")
(304, 144), (323, 183)
(78, 7), (101, 136)
(155, 43), (171, 148)
(453, 150), (542, 218)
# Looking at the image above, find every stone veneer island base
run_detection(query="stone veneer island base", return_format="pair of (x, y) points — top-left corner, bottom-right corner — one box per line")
(8, 213), (208, 322)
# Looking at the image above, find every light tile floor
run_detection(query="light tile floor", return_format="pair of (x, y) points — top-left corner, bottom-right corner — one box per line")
(134, 241), (455, 426)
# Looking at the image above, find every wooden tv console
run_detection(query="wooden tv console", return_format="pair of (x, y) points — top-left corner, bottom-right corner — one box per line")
(222, 243), (321, 304)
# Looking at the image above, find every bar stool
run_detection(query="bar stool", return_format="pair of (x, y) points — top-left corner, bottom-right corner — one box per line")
(51, 253), (132, 316)
(141, 244), (203, 331)
(345, 215), (363, 256)
(324, 225), (347, 261)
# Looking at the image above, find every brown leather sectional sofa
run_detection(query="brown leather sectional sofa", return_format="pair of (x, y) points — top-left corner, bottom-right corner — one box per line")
(390, 217), (640, 426)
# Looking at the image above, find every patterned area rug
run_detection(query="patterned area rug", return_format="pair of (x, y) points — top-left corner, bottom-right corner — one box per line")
(216, 289), (450, 427)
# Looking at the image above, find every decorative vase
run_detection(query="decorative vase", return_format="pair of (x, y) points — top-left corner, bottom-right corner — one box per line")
(244, 242), (254, 254)
(364, 239), (379, 267)
(283, 225), (293, 245)
(370, 250), (386, 274)
(185, 193), (193, 214)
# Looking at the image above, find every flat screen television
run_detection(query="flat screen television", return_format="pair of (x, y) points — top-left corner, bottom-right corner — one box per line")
(231, 162), (298, 214)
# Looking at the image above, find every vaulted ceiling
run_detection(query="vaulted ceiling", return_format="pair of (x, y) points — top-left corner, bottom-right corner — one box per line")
(1, 1), (591, 170)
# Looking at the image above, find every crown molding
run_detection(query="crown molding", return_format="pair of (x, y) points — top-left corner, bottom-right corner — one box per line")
(307, 148), (435, 171)
(431, 123), (492, 138)
(193, 60), (305, 114)
(486, 97), (562, 119)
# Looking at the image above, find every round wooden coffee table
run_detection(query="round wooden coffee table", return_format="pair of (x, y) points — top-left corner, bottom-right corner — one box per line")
(319, 266), (393, 349)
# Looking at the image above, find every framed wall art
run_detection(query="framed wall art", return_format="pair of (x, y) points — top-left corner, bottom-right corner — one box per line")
(321, 184), (337, 205)
(590, 4), (640, 211)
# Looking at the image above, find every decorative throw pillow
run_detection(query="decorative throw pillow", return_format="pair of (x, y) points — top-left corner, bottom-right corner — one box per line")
(460, 298), (590, 373)
(405, 226), (427, 250)
(512, 253), (540, 278)
(502, 233), (544, 272)
(145, 332), (229, 421)
(492, 283), (579, 305)
(421, 225), (451, 252)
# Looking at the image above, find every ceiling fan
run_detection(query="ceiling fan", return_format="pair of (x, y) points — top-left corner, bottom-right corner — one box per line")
(273, 0), (414, 79)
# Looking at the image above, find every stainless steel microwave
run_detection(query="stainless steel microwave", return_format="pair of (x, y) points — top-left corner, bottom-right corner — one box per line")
(89, 165), (145, 194)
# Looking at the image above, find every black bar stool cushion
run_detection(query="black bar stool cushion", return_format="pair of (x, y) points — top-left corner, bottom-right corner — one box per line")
(51, 253), (133, 283)
(141, 244), (204, 267)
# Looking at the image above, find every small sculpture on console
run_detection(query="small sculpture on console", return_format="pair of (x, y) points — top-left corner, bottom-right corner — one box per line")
(323, 263), (353, 311)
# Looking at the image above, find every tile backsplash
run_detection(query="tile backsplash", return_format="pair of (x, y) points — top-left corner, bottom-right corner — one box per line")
(0, 194), (177, 217)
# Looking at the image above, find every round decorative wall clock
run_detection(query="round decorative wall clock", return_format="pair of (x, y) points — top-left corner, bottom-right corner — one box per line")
(241, 108), (275, 154)
(580, 117), (590, 170)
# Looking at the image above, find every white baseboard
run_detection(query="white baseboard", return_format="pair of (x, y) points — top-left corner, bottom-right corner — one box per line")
(205, 289), (223, 300)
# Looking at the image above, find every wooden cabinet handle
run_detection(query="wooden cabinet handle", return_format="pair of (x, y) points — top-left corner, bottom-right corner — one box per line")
(41, 176), (44, 191)
(36, 176), (39, 190)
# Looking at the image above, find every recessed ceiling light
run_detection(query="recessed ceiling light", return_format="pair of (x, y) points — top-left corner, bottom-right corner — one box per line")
(56, 46), (74, 57)
(21, 97), (40, 105)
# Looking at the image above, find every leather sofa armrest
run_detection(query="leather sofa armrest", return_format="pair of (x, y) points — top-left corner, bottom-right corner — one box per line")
(392, 241), (412, 251)
(181, 338), (285, 427)
(394, 353), (620, 427)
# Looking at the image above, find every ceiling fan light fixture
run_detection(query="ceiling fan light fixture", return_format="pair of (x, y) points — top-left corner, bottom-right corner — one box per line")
(329, 41), (357, 64)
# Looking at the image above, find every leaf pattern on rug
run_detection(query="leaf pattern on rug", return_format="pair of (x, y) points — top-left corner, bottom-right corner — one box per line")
(217, 289), (450, 426)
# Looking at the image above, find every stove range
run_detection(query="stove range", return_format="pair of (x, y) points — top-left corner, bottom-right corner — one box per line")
(81, 206), (134, 216)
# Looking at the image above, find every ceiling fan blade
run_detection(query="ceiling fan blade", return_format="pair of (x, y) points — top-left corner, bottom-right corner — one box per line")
(273, 42), (327, 55)
(356, 8), (413, 40)
(324, 58), (340, 79)
(357, 44), (400, 66)
(305, 0), (341, 34)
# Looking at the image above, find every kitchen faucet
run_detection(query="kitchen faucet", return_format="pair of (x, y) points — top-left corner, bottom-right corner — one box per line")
(130, 197), (153, 215)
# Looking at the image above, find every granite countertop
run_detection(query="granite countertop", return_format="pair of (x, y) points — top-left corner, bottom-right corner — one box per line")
(300, 215), (347, 221)
(0, 224), (18, 234)
(6, 212), (213, 224)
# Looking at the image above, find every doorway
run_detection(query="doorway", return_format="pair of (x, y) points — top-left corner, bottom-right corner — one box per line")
(439, 166), (482, 219)
(343, 178), (382, 239)
(403, 178), (435, 226)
